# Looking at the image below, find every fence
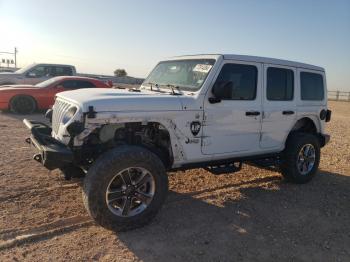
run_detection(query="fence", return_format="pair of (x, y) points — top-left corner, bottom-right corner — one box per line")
(328, 91), (350, 101)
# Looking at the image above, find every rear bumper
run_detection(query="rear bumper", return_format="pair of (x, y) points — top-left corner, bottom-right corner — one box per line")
(319, 133), (330, 147)
(23, 119), (73, 170)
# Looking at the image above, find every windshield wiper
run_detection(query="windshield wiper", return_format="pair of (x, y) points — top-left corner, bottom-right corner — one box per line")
(145, 82), (160, 92)
(144, 82), (182, 95)
(161, 84), (182, 95)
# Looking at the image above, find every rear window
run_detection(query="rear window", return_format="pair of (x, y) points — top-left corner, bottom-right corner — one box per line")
(300, 72), (324, 101)
(267, 67), (294, 101)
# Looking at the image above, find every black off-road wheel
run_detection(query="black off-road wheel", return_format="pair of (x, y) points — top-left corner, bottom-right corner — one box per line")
(281, 132), (320, 184)
(83, 145), (168, 231)
(10, 95), (36, 114)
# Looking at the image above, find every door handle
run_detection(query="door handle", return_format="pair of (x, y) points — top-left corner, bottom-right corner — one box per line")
(282, 110), (295, 115)
(246, 111), (260, 116)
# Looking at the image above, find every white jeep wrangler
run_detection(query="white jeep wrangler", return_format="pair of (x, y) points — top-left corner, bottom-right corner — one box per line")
(24, 54), (331, 231)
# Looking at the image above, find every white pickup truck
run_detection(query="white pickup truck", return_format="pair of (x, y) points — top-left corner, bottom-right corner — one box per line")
(24, 54), (331, 231)
(0, 63), (76, 86)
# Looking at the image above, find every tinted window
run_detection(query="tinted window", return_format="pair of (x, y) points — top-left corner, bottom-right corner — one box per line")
(300, 72), (324, 100)
(28, 66), (50, 78)
(61, 80), (96, 89)
(214, 63), (257, 100)
(54, 66), (73, 76)
(267, 67), (294, 101)
(61, 80), (77, 89)
(77, 80), (96, 88)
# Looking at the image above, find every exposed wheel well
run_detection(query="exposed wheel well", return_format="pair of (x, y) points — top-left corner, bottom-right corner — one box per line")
(82, 122), (174, 169)
(285, 117), (319, 147)
(290, 117), (317, 134)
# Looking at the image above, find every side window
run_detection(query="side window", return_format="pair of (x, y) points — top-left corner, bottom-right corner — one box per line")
(300, 72), (324, 100)
(47, 66), (56, 77)
(266, 67), (294, 101)
(54, 66), (73, 76)
(61, 80), (96, 89)
(61, 80), (78, 89)
(76, 80), (96, 88)
(27, 66), (49, 78)
(213, 63), (257, 100)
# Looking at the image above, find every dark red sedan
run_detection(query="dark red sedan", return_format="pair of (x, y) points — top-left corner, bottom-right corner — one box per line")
(0, 76), (111, 114)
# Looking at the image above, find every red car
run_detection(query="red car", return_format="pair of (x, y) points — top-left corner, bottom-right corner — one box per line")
(0, 76), (110, 114)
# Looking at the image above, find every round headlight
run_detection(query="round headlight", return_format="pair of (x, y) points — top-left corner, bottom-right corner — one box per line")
(62, 107), (77, 124)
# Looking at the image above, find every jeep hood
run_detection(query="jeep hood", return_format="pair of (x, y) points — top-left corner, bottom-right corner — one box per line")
(56, 88), (184, 112)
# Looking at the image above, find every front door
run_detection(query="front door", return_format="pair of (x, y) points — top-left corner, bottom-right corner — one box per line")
(25, 65), (51, 85)
(202, 61), (262, 155)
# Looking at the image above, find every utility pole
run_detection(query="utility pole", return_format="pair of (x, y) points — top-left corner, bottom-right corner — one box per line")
(14, 47), (17, 68)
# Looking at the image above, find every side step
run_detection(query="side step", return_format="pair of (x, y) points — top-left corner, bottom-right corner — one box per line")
(250, 158), (280, 167)
(205, 162), (242, 175)
(248, 156), (282, 172)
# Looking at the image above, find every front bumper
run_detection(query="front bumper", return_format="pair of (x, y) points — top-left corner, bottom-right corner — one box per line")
(23, 119), (73, 170)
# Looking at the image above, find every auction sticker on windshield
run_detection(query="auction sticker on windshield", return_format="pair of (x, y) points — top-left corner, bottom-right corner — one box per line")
(193, 64), (212, 73)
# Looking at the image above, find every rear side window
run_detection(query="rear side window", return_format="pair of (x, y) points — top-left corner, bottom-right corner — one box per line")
(214, 63), (257, 100)
(54, 66), (73, 76)
(266, 67), (294, 101)
(300, 72), (324, 100)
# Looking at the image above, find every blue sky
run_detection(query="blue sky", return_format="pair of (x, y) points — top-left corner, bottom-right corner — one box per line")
(0, 0), (349, 90)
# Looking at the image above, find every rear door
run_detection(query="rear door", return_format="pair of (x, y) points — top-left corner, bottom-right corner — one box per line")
(202, 60), (263, 155)
(260, 64), (296, 149)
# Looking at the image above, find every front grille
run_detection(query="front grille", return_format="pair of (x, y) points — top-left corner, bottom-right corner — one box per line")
(52, 99), (72, 135)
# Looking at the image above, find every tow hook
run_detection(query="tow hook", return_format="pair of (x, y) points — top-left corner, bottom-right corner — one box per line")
(33, 154), (42, 163)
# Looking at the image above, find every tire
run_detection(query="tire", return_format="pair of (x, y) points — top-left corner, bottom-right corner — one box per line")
(10, 95), (36, 114)
(82, 145), (168, 231)
(281, 132), (320, 184)
(60, 164), (86, 180)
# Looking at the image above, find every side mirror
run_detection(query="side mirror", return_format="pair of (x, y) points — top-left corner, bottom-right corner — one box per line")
(55, 85), (64, 89)
(210, 81), (233, 103)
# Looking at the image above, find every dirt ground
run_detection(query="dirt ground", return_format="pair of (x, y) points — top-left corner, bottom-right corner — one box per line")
(0, 101), (349, 262)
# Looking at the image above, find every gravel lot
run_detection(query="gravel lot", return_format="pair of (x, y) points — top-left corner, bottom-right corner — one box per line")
(0, 101), (349, 262)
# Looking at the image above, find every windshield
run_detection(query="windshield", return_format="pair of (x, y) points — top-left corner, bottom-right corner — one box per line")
(35, 77), (59, 88)
(143, 59), (215, 92)
(15, 64), (36, 74)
